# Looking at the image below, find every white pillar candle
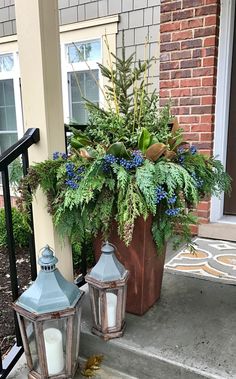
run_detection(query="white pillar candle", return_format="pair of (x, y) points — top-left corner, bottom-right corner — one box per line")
(43, 328), (64, 375)
(106, 293), (117, 328)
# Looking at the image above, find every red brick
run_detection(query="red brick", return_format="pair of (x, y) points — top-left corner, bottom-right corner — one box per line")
(160, 89), (171, 97)
(160, 52), (171, 62)
(181, 18), (204, 30)
(201, 115), (214, 123)
(161, 1), (182, 13)
(195, 141), (213, 149)
(200, 132), (213, 141)
(172, 106), (190, 115)
(171, 88), (191, 97)
(172, 30), (193, 41)
(160, 42), (181, 52)
(192, 87), (215, 96)
(160, 61), (180, 71)
(160, 22), (181, 33)
(184, 133), (200, 141)
(193, 49), (203, 58)
(197, 210), (210, 218)
(191, 124), (214, 132)
(160, 33), (171, 43)
(171, 50), (191, 60)
(203, 57), (217, 66)
(180, 59), (201, 69)
(205, 15), (218, 26)
(191, 105), (214, 114)
(194, 26), (217, 38)
(203, 36), (218, 47)
(180, 78), (201, 87)
(202, 96), (215, 105)
(179, 116), (200, 124)
(171, 69), (191, 79)
(193, 67), (216, 77)
(161, 13), (172, 23)
(204, 0), (219, 5)
(183, 0), (204, 7)
(160, 79), (180, 88)
(160, 71), (170, 80)
(202, 76), (216, 86)
(181, 39), (202, 49)
(173, 9), (194, 21)
(180, 97), (201, 106)
(195, 5), (219, 16)
(205, 47), (218, 56)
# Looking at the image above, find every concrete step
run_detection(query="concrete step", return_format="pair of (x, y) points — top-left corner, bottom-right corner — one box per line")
(8, 354), (135, 379)
(80, 272), (236, 379)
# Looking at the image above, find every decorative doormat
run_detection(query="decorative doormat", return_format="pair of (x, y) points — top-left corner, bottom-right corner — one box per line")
(165, 238), (236, 284)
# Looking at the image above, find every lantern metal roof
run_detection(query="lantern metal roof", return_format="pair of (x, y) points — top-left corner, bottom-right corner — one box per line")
(16, 245), (83, 314)
(88, 241), (126, 282)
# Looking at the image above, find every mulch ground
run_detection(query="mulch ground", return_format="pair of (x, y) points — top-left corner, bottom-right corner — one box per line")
(0, 247), (31, 357)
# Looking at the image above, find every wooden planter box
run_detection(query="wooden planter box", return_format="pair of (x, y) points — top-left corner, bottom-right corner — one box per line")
(94, 217), (166, 316)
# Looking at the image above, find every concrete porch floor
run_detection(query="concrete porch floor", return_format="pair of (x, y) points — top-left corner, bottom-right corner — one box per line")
(8, 269), (236, 379)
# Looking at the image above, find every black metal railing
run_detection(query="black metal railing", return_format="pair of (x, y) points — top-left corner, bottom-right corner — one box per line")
(0, 128), (40, 379)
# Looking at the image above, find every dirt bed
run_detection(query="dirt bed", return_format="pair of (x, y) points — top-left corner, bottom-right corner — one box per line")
(0, 247), (31, 357)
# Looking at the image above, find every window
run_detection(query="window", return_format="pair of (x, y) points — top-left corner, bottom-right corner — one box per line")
(0, 51), (22, 155)
(64, 39), (101, 126)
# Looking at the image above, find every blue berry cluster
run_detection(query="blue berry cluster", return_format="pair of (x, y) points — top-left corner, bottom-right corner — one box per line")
(165, 208), (180, 216)
(65, 163), (85, 189)
(155, 186), (167, 203)
(53, 151), (67, 160)
(167, 195), (177, 204)
(177, 147), (185, 165)
(189, 145), (197, 155)
(191, 172), (204, 188)
(102, 151), (144, 172)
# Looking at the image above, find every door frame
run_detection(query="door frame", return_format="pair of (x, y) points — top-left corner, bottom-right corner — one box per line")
(210, 0), (236, 222)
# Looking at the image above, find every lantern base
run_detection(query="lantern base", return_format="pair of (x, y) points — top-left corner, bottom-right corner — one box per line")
(91, 322), (126, 341)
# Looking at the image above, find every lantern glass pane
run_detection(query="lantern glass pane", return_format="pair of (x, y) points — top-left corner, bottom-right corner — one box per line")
(105, 289), (118, 329)
(24, 318), (40, 373)
(43, 318), (67, 376)
(92, 287), (101, 327)
(72, 305), (82, 372)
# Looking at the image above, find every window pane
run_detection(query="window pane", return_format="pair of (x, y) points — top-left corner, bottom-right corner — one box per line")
(68, 70), (99, 125)
(0, 54), (14, 72)
(67, 39), (101, 63)
(0, 79), (17, 131)
(0, 132), (17, 154)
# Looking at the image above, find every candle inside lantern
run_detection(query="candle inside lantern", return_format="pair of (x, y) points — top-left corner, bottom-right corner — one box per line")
(106, 293), (117, 328)
(43, 328), (64, 375)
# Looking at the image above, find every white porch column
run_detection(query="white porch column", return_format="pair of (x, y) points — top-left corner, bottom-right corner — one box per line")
(15, 0), (74, 281)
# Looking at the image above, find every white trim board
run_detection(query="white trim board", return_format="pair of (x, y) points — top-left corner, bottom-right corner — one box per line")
(211, 0), (236, 223)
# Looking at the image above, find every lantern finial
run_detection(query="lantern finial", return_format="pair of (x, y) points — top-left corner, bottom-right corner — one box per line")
(38, 245), (58, 271)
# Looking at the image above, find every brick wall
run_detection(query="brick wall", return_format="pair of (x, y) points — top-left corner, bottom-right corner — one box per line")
(160, 0), (220, 228)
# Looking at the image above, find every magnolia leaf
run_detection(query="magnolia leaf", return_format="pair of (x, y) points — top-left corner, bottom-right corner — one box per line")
(70, 135), (91, 149)
(79, 148), (96, 159)
(146, 143), (167, 161)
(138, 127), (152, 153)
(164, 150), (177, 160)
(107, 142), (130, 158)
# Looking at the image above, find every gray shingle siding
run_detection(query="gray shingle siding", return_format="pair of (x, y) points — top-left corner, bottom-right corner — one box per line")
(0, 0), (160, 81)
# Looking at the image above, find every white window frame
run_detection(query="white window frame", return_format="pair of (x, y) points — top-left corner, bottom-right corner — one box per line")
(0, 46), (23, 148)
(60, 15), (118, 124)
(61, 37), (103, 125)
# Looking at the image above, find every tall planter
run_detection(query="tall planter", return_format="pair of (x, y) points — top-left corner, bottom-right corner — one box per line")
(94, 217), (166, 316)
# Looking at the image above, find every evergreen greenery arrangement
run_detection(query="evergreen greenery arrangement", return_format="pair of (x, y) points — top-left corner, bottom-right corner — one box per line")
(18, 48), (231, 254)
